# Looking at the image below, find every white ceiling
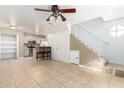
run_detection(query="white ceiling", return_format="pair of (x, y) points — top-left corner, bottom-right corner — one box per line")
(0, 5), (124, 35)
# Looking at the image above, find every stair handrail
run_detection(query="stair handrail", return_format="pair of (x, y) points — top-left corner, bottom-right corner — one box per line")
(76, 24), (109, 45)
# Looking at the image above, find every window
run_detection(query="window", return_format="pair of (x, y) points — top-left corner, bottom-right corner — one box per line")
(110, 24), (124, 37)
(0, 34), (18, 59)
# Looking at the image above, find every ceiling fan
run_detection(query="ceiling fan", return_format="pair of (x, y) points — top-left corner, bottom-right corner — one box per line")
(34, 5), (76, 22)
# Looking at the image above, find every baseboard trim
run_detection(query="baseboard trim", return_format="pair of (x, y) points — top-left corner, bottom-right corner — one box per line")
(79, 64), (103, 72)
(53, 59), (103, 72)
(52, 59), (70, 64)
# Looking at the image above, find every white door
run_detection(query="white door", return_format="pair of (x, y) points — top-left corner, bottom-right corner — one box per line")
(47, 30), (70, 62)
(53, 33), (59, 60)
(70, 50), (80, 64)
(48, 33), (59, 60)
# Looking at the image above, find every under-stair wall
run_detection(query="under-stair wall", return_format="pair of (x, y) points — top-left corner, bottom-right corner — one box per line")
(71, 25), (108, 60)
(70, 34), (104, 67)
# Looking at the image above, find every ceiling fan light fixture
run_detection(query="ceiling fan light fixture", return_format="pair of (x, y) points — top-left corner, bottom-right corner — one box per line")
(34, 5), (76, 23)
(47, 16), (57, 25)
(46, 18), (50, 21)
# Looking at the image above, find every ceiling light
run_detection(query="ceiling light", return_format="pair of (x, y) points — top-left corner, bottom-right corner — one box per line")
(35, 32), (39, 35)
(9, 25), (17, 30)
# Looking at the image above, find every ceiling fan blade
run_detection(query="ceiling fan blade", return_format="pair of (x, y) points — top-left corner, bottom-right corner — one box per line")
(34, 8), (51, 12)
(60, 8), (76, 13)
(59, 14), (66, 21)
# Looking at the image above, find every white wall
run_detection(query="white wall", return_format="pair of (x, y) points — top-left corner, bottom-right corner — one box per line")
(47, 28), (70, 63)
(76, 17), (124, 65)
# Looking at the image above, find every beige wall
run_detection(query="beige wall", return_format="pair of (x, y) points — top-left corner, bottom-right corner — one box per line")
(24, 33), (45, 44)
(0, 28), (24, 57)
(70, 34), (101, 65)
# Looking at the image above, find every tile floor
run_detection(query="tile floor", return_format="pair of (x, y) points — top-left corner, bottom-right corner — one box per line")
(0, 58), (124, 88)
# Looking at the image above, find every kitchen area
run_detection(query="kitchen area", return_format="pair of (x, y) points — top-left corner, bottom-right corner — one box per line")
(0, 27), (51, 60)
(24, 32), (51, 59)
(24, 32), (44, 57)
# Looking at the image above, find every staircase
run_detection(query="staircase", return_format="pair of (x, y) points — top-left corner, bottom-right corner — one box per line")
(71, 24), (109, 70)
